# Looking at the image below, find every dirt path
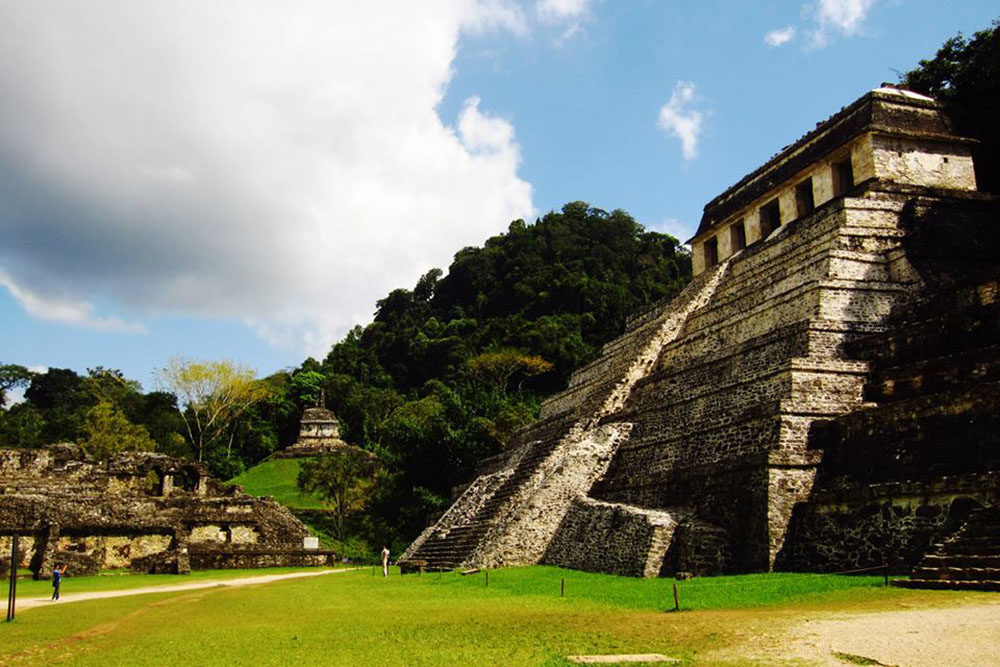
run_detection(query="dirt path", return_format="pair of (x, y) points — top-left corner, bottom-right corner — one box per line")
(14, 568), (350, 613)
(732, 598), (1000, 666)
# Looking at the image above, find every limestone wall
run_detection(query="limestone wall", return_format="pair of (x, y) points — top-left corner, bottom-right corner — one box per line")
(784, 475), (999, 571)
(542, 498), (680, 577)
(872, 135), (976, 191)
(0, 446), (317, 576)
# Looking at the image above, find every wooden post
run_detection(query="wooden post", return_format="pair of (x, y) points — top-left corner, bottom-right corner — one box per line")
(561, 578), (565, 598)
(485, 570), (489, 587)
(884, 563), (889, 587)
(672, 581), (680, 612)
(6, 535), (18, 622)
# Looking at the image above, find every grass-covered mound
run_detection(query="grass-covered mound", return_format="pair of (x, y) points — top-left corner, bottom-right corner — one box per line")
(1, 566), (938, 666)
(227, 458), (328, 510)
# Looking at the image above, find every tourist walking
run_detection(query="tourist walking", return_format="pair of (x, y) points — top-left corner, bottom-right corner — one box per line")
(381, 545), (390, 577)
(50, 563), (66, 601)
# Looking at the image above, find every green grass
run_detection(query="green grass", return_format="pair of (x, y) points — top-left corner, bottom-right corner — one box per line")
(425, 566), (895, 612)
(228, 458), (329, 509)
(1, 566), (949, 666)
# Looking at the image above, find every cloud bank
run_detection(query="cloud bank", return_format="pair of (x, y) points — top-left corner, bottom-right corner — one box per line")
(0, 1), (534, 356)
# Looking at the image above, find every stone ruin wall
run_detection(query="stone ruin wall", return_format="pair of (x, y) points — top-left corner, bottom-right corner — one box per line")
(782, 254), (1000, 573)
(0, 446), (333, 577)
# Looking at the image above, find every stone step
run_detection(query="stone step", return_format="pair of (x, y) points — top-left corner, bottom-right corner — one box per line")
(849, 297), (999, 366)
(921, 554), (1000, 569)
(937, 543), (1000, 556)
(895, 578), (1000, 592)
(864, 344), (1000, 403)
(911, 566), (1000, 581)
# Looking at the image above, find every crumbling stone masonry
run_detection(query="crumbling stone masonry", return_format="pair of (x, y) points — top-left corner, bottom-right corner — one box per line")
(0, 445), (336, 577)
(401, 87), (999, 581)
(272, 406), (351, 459)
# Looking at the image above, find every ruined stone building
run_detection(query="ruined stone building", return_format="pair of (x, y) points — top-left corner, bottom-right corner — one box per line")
(401, 88), (999, 588)
(0, 445), (336, 577)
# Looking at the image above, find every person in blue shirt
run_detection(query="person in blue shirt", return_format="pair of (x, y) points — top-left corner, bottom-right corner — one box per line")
(50, 563), (66, 601)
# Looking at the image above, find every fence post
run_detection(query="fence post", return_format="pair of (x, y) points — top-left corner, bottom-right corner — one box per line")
(672, 581), (680, 612)
(6, 535), (18, 622)
(561, 578), (565, 598)
(884, 563), (889, 587)
(485, 570), (489, 587)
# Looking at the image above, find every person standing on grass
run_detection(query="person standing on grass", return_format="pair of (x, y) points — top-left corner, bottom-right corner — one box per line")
(381, 545), (390, 577)
(50, 563), (66, 601)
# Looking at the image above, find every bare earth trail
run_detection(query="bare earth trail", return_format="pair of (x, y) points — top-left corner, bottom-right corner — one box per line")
(719, 598), (1000, 667)
(15, 568), (351, 613)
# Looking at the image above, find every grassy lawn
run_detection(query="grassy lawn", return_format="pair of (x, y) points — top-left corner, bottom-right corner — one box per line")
(228, 458), (329, 509)
(0, 566), (977, 666)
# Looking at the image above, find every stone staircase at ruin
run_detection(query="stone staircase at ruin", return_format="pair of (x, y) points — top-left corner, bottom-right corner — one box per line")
(400, 413), (574, 570)
(897, 506), (1000, 591)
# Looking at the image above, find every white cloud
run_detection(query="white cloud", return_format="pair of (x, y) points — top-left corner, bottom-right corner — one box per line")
(769, 1), (877, 50)
(536, 0), (590, 22)
(553, 23), (584, 47)
(463, 0), (528, 35)
(764, 26), (797, 47)
(535, 0), (591, 46)
(656, 81), (704, 161)
(0, 1), (534, 357)
(0, 271), (145, 333)
(808, 0), (877, 48)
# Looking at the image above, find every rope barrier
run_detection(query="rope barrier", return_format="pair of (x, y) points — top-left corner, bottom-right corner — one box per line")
(671, 564), (889, 589)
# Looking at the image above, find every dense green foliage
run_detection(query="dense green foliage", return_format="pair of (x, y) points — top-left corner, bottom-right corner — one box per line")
(902, 19), (1000, 193)
(298, 448), (380, 540)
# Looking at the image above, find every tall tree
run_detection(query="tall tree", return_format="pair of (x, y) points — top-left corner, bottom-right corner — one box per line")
(0, 363), (33, 408)
(466, 349), (554, 397)
(78, 401), (157, 459)
(298, 447), (379, 541)
(156, 358), (269, 463)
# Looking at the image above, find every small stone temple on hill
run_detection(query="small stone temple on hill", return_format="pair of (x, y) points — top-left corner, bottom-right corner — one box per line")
(0, 444), (336, 577)
(401, 87), (1000, 590)
(274, 403), (351, 459)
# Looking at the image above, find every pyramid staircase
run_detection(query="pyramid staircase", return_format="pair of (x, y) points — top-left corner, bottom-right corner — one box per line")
(400, 413), (575, 570)
(897, 506), (1000, 591)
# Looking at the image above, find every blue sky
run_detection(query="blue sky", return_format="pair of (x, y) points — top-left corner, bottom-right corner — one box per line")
(1, 1), (996, 392)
